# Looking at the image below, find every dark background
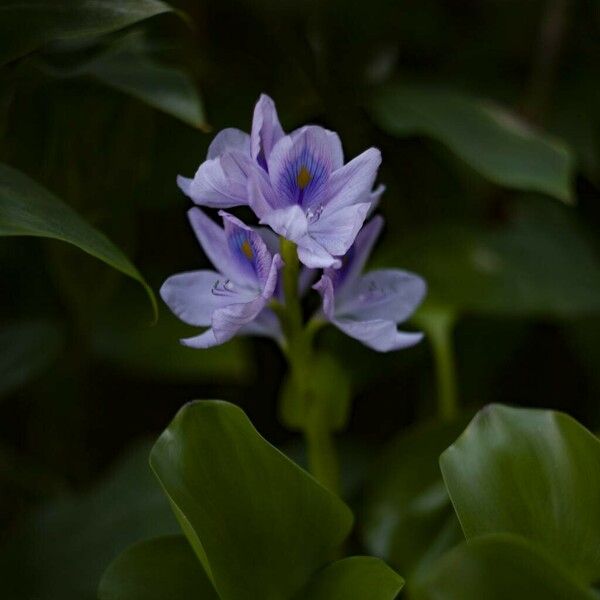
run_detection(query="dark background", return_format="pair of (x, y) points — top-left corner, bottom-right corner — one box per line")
(0, 1), (599, 597)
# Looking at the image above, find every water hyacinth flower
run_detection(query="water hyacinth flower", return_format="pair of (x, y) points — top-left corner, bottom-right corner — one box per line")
(176, 94), (284, 208)
(313, 216), (426, 352)
(248, 126), (383, 268)
(177, 93), (383, 268)
(160, 208), (283, 348)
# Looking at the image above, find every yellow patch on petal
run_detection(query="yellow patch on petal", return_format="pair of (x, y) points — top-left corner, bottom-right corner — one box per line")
(241, 239), (254, 260)
(297, 166), (312, 190)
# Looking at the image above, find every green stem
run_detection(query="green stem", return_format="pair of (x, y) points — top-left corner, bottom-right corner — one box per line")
(279, 239), (341, 495)
(417, 307), (459, 421)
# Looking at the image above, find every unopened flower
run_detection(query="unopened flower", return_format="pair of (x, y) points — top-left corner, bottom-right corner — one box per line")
(313, 216), (426, 352)
(249, 126), (382, 268)
(176, 94), (284, 208)
(160, 208), (283, 348)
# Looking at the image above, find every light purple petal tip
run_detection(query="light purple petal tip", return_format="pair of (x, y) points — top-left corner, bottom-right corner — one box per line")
(207, 128), (250, 160)
(332, 318), (424, 352)
(251, 94), (285, 167)
(326, 147), (382, 211)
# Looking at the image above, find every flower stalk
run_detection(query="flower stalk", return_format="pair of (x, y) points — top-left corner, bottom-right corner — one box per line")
(279, 239), (341, 496)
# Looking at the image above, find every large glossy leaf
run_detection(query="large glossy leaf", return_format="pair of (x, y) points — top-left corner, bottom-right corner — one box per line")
(0, 442), (178, 600)
(371, 84), (574, 202)
(441, 404), (600, 585)
(0, 318), (64, 399)
(0, 0), (173, 65)
(82, 40), (206, 129)
(0, 163), (157, 318)
(377, 199), (600, 317)
(298, 556), (404, 600)
(413, 534), (597, 600)
(361, 419), (467, 582)
(99, 535), (218, 600)
(150, 400), (353, 600)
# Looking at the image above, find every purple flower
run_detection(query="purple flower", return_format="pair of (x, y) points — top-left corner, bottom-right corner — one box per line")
(313, 216), (426, 352)
(176, 94), (284, 208)
(177, 93), (383, 269)
(160, 208), (283, 348)
(249, 126), (383, 268)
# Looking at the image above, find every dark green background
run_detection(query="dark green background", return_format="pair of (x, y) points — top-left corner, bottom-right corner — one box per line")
(0, 0), (599, 597)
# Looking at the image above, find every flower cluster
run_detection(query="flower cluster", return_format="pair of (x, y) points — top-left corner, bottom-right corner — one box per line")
(161, 95), (426, 351)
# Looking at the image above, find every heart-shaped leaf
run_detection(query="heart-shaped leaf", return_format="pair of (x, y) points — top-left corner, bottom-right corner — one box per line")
(150, 400), (353, 600)
(441, 404), (600, 585)
(0, 163), (156, 319)
(413, 534), (597, 600)
(371, 84), (574, 203)
(99, 535), (218, 600)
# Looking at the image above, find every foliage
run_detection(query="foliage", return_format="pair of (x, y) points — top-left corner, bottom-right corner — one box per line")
(1, 0), (599, 598)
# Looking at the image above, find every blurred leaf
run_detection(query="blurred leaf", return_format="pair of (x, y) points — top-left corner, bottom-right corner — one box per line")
(378, 199), (600, 317)
(0, 0), (174, 66)
(0, 162), (157, 319)
(413, 534), (597, 600)
(150, 400), (353, 600)
(91, 300), (252, 384)
(99, 535), (218, 600)
(361, 418), (467, 583)
(298, 556), (404, 600)
(0, 441), (178, 600)
(81, 37), (206, 129)
(371, 84), (574, 203)
(441, 404), (600, 585)
(281, 351), (351, 431)
(0, 318), (64, 400)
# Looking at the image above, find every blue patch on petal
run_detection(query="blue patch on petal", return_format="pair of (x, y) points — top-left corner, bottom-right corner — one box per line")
(226, 228), (270, 286)
(280, 146), (329, 208)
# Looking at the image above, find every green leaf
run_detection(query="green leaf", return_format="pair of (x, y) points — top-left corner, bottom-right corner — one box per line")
(377, 199), (600, 317)
(150, 400), (353, 600)
(0, 442), (178, 600)
(99, 535), (218, 600)
(413, 534), (597, 600)
(0, 0), (173, 65)
(441, 404), (600, 585)
(361, 418), (467, 582)
(371, 84), (574, 203)
(298, 556), (404, 600)
(0, 318), (64, 400)
(84, 43), (206, 129)
(0, 163), (157, 319)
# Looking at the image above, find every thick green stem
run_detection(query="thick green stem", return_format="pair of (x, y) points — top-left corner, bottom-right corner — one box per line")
(279, 239), (341, 495)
